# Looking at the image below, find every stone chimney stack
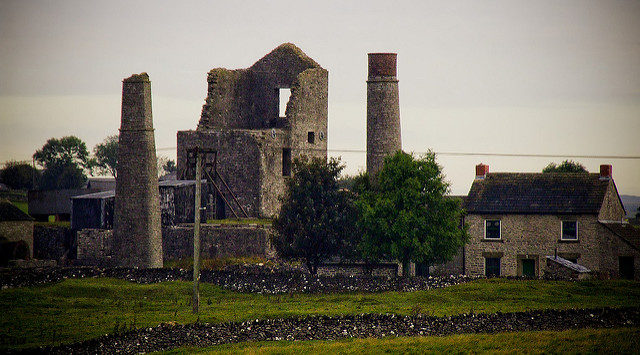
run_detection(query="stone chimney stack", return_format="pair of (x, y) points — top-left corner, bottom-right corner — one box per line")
(476, 164), (489, 179)
(113, 73), (163, 268)
(600, 164), (612, 180)
(366, 53), (401, 177)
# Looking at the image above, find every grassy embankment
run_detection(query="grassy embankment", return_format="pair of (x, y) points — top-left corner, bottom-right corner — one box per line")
(1, 278), (639, 349)
(167, 327), (640, 354)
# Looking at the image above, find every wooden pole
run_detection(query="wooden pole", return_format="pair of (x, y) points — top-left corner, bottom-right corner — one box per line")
(193, 150), (202, 314)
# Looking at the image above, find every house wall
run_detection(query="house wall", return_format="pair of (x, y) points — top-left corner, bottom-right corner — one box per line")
(0, 221), (34, 258)
(464, 213), (639, 277)
(598, 181), (626, 221)
(597, 223), (640, 279)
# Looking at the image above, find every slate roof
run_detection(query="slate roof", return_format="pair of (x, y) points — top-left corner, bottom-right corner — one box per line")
(601, 222), (640, 251)
(0, 200), (34, 222)
(465, 173), (611, 214)
(545, 255), (591, 273)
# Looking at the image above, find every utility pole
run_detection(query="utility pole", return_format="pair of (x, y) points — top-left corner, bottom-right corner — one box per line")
(192, 149), (202, 314)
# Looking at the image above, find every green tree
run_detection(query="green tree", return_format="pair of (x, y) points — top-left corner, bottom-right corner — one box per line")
(33, 136), (92, 189)
(93, 135), (119, 178)
(0, 161), (40, 190)
(356, 151), (468, 277)
(163, 159), (176, 174)
(273, 157), (358, 274)
(543, 160), (588, 173)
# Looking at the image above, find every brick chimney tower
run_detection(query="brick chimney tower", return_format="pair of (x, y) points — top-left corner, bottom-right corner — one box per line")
(113, 73), (163, 268)
(366, 53), (402, 177)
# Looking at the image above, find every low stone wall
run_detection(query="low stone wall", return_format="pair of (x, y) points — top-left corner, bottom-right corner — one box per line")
(33, 225), (75, 263)
(74, 225), (274, 266)
(317, 262), (397, 278)
(76, 229), (113, 266)
(162, 224), (274, 261)
(544, 256), (591, 280)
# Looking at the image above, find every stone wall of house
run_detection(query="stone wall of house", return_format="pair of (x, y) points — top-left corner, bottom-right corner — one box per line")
(596, 223), (640, 279)
(598, 181), (626, 222)
(33, 225), (75, 262)
(0, 221), (34, 258)
(465, 213), (640, 278)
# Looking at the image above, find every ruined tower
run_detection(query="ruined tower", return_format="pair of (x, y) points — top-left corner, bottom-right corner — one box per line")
(366, 53), (401, 177)
(113, 73), (163, 268)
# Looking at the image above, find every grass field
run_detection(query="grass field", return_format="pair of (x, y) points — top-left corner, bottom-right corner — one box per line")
(166, 327), (640, 354)
(1, 278), (639, 349)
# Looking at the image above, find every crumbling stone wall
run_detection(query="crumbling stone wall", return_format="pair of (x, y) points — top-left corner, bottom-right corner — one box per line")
(76, 228), (113, 266)
(0, 221), (33, 258)
(178, 43), (328, 218)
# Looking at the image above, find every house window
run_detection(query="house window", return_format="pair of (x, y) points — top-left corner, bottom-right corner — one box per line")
(561, 221), (578, 240)
(308, 131), (315, 144)
(485, 257), (501, 277)
(282, 148), (291, 176)
(485, 220), (501, 239)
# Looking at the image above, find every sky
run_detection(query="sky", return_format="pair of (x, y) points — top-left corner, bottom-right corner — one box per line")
(1, 0), (639, 196)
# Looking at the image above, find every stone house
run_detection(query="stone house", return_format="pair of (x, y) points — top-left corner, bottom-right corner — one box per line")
(0, 200), (34, 264)
(463, 164), (639, 279)
(177, 43), (328, 218)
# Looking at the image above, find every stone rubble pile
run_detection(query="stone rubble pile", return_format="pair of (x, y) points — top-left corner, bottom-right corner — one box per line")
(31, 307), (640, 354)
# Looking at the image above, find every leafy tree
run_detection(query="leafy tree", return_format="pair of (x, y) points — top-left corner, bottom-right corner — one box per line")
(273, 157), (358, 274)
(542, 160), (587, 173)
(0, 161), (40, 190)
(163, 159), (176, 174)
(33, 136), (92, 189)
(93, 135), (119, 178)
(356, 151), (468, 277)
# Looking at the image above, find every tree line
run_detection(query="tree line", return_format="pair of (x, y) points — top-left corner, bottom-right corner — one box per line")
(0, 135), (176, 191)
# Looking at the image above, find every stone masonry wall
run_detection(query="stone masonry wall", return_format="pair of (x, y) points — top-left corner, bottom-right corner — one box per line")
(74, 225), (274, 266)
(598, 181), (626, 221)
(465, 213), (640, 278)
(0, 221), (33, 258)
(33, 225), (75, 262)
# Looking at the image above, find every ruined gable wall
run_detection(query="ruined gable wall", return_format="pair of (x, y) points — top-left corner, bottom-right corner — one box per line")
(287, 68), (328, 162)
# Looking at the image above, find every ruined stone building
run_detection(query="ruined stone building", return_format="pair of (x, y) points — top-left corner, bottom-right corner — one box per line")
(177, 43), (328, 218)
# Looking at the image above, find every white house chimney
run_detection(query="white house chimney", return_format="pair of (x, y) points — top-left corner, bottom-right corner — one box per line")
(475, 164), (489, 180)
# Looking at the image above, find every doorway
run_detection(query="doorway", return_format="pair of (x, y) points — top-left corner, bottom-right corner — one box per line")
(522, 259), (536, 278)
(619, 256), (634, 280)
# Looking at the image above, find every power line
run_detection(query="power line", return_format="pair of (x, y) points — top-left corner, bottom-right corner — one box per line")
(155, 146), (640, 160)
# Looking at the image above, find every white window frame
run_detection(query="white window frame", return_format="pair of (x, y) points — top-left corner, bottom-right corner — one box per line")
(484, 219), (501, 240)
(560, 220), (579, 241)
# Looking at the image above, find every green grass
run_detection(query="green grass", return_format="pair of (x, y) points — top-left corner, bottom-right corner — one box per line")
(164, 256), (269, 270)
(166, 327), (640, 354)
(9, 201), (28, 214)
(1, 278), (639, 349)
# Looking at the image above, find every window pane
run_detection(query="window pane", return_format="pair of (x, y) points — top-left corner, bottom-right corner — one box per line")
(562, 221), (577, 240)
(486, 220), (500, 239)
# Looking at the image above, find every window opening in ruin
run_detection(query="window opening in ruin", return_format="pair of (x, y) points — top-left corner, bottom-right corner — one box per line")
(485, 257), (500, 277)
(282, 148), (291, 176)
(484, 220), (501, 239)
(308, 131), (315, 144)
(279, 88), (291, 118)
(561, 221), (578, 240)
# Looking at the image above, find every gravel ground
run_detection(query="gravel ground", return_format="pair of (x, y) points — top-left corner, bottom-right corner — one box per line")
(0, 266), (481, 293)
(16, 307), (639, 354)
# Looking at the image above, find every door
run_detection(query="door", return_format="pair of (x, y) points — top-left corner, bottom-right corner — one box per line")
(522, 259), (536, 278)
(619, 257), (634, 280)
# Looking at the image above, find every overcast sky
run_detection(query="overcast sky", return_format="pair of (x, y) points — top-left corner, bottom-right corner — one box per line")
(1, 0), (639, 196)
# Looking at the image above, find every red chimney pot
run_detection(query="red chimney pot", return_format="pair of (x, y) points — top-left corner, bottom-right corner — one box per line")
(600, 164), (612, 179)
(476, 164), (489, 179)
